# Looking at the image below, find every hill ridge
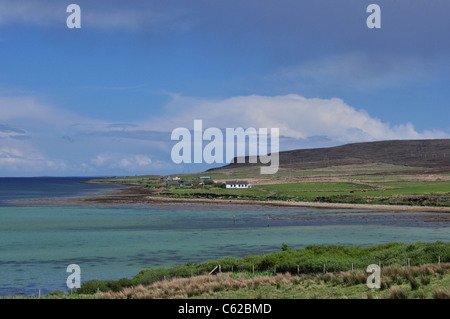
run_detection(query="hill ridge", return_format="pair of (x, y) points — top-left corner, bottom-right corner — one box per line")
(210, 139), (450, 171)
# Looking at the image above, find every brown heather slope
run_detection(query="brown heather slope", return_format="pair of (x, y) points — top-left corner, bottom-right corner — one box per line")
(210, 139), (450, 172)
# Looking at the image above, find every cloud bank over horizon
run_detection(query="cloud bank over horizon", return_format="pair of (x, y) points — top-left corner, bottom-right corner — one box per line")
(151, 94), (449, 141)
(0, 93), (448, 176)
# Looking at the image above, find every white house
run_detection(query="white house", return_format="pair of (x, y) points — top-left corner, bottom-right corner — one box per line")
(225, 181), (252, 189)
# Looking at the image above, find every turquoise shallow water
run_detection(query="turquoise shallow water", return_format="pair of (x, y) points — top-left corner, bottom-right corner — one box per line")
(0, 203), (449, 296)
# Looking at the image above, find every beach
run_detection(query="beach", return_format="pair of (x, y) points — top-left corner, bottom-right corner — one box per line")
(25, 184), (450, 213)
(145, 196), (450, 213)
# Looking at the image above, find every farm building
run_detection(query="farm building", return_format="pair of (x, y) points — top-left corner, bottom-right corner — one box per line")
(225, 181), (252, 189)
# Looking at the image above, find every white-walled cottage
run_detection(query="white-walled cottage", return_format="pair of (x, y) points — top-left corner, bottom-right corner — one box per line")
(225, 181), (252, 189)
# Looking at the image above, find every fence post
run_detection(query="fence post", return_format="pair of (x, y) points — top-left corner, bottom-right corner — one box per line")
(209, 265), (219, 275)
(297, 265), (299, 275)
(323, 264), (326, 273)
(252, 265), (254, 274)
(351, 263), (354, 271)
(274, 265), (277, 274)
(438, 256), (441, 265)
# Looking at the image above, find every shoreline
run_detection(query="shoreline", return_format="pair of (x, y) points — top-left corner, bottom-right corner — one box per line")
(106, 184), (450, 212)
(18, 184), (450, 213)
(145, 195), (450, 212)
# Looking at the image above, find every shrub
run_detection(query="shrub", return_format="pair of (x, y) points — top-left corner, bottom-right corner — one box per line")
(78, 280), (111, 294)
(47, 290), (66, 297)
(117, 278), (134, 289)
(388, 287), (409, 299)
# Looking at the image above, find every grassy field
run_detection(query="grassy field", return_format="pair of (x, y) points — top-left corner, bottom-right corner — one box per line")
(94, 264), (450, 299)
(12, 264), (450, 299)
(157, 180), (450, 206)
(91, 162), (450, 207)
(14, 242), (450, 299)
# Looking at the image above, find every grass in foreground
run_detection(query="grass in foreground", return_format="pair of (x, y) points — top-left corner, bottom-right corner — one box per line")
(94, 263), (450, 299)
(64, 242), (449, 296)
(11, 242), (449, 299)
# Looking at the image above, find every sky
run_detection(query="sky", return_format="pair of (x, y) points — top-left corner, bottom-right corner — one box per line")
(0, 0), (449, 176)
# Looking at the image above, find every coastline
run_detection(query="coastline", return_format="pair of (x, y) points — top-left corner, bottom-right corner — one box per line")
(145, 195), (450, 212)
(22, 184), (450, 213)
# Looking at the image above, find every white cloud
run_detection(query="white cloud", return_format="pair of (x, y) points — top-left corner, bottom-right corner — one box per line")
(90, 154), (110, 167)
(0, 94), (166, 175)
(0, 142), (66, 173)
(135, 154), (153, 167)
(0, 96), (93, 130)
(91, 153), (153, 170)
(149, 94), (450, 143)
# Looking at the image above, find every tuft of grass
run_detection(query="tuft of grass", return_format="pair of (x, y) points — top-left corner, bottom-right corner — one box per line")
(388, 287), (409, 299)
(408, 275), (420, 291)
(420, 274), (430, 286)
(432, 289), (450, 299)
(412, 291), (426, 299)
(380, 276), (392, 290)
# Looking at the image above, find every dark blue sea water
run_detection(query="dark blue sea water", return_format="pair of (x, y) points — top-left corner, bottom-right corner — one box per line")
(0, 177), (448, 296)
(0, 177), (123, 203)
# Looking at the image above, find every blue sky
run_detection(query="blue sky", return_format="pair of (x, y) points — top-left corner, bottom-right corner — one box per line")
(0, 0), (449, 176)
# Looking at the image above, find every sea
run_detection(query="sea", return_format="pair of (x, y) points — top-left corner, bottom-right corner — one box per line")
(0, 177), (448, 296)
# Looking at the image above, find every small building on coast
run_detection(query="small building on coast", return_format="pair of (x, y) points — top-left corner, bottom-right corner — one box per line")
(225, 181), (252, 189)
